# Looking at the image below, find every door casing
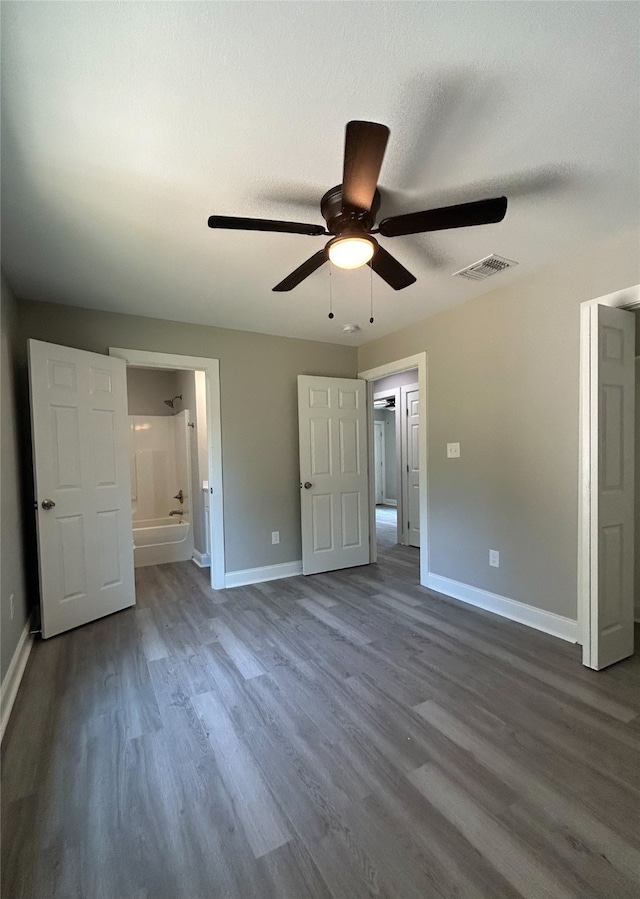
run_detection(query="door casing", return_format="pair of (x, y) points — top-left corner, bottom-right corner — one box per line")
(578, 284), (639, 666)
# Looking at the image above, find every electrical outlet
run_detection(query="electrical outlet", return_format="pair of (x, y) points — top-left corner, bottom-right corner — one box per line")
(489, 550), (500, 568)
(447, 442), (461, 458)
(9, 593), (15, 620)
(271, 531), (280, 545)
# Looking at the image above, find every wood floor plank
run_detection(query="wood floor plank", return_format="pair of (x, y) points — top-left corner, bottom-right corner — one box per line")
(296, 597), (372, 646)
(192, 689), (291, 859)
(409, 763), (576, 899)
(210, 617), (266, 679)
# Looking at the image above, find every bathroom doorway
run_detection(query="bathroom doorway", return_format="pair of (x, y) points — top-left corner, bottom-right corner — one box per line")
(109, 347), (225, 590)
(126, 367), (199, 568)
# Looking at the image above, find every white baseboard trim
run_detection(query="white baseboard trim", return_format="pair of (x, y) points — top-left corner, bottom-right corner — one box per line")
(425, 573), (579, 643)
(1, 618), (34, 743)
(192, 550), (211, 568)
(225, 560), (303, 589)
(382, 498), (397, 506)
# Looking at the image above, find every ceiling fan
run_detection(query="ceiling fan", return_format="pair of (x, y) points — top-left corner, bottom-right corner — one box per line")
(208, 121), (507, 292)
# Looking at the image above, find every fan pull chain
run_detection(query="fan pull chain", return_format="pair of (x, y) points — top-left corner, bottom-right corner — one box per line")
(369, 263), (374, 323)
(328, 261), (334, 319)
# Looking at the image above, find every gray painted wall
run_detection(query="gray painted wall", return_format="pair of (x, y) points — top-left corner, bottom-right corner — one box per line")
(127, 367), (180, 416)
(1, 276), (29, 681)
(371, 369), (418, 393)
(15, 300), (357, 577)
(358, 227), (640, 620)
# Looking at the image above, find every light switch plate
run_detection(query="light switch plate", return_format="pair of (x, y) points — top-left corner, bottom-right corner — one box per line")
(447, 442), (461, 458)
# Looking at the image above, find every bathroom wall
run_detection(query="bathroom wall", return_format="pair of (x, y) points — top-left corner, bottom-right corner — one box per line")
(127, 367), (180, 416)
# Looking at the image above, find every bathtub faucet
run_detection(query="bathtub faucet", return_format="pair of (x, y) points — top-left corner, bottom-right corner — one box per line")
(169, 510), (184, 517)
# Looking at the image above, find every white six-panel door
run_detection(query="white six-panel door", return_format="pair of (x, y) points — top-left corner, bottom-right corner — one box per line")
(298, 376), (370, 575)
(587, 306), (635, 669)
(29, 340), (135, 638)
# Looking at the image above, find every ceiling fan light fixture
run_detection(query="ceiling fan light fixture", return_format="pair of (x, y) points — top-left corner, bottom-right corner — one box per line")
(327, 235), (376, 270)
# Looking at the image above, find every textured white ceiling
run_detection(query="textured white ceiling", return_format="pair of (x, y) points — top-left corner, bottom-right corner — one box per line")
(1, 2), (639, 345)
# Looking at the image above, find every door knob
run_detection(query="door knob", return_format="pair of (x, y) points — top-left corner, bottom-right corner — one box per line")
(304, 482), (312, 489)
(41, 499), (56, 510)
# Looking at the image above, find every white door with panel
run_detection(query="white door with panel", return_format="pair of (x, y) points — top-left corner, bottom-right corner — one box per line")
(298, 376), (370, 575)
(29, 340), (135, 638)
(402, 384), (420, 547)
(586, 306), (635, 669)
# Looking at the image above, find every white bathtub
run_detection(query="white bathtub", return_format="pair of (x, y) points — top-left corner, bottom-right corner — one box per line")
(132, 517), (193, 567)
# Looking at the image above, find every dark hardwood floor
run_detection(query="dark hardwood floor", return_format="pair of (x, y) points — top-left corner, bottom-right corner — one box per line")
(2, 541), (640, 898)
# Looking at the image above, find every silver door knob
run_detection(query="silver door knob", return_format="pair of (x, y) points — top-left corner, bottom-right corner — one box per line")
(304, 482), (312, 489)
(41, 499), (56, 510)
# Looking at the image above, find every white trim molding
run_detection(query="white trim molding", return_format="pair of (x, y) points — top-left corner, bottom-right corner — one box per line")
(1, 619), (33, 742)
(192, 550), (211, 568)
(224, 560), (302, 589)
(426, 573), (579, 644)
(382, 498), (397, 507)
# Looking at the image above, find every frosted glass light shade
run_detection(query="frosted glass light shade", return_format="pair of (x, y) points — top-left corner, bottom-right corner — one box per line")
(328, 236), (375, 269)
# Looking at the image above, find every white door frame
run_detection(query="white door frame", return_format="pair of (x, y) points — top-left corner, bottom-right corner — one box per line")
(578, 284), (639, 663)
(359, 353), (428, 584)
(109, 348), (226, 590)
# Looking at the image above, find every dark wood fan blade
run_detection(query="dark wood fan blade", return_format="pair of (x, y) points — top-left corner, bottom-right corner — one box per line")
(342, 121), (390, 213)
(208, 216), (325, 236)
(378, 196), (507, 237)
(368, 245), (416, 290)
(273, 249), (328, 291)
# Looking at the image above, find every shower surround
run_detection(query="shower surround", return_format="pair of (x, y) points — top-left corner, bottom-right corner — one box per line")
(130, 411), (194, 567)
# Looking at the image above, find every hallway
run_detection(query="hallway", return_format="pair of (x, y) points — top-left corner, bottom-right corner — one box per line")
(375, 503), (397, 550)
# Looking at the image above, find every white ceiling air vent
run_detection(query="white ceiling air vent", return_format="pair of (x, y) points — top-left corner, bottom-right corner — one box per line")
(453, 254), (517, 281)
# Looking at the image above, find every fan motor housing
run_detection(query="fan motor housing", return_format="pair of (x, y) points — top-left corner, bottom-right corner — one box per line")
(321, 185), (380, 235)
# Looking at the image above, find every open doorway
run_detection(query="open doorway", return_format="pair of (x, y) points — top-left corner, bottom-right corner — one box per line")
(109, 347), (226, 590)
(126, 366), (208, 570)
(359, 353), (428, 586)
(371, 369), (419, 553)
